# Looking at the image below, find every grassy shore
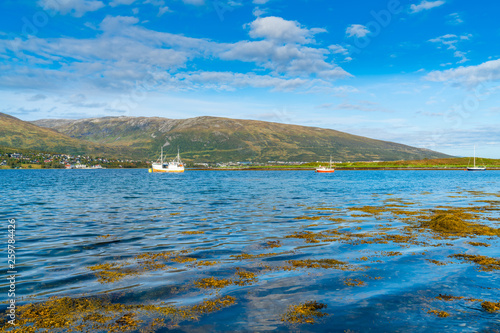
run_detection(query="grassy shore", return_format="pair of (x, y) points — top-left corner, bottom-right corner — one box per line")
(0, 163), (43, 169)
(335, 157), (499, 169)
(2, 157), (498, 170)
(193, 157), (500, 170)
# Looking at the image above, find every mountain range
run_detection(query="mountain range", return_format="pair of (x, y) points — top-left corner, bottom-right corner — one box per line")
(0, 112), (451, 162)
(0, 112), (125, 156)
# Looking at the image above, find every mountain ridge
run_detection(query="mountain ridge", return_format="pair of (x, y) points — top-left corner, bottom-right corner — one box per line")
(30, 115), (451, 162)
(0, 112), (131, 157)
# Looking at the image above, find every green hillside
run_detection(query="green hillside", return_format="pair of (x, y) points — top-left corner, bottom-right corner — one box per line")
(32, 115), (451, 162)
(0, 113), (127, 157)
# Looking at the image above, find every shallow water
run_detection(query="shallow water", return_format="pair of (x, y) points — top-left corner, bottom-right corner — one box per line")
(1, 169), (499, 332)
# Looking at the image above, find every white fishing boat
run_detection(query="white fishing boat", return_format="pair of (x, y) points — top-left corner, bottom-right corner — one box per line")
(466, 146), (486, 171)
(150, 147), (185, 173)
(316, 156), (335, 173)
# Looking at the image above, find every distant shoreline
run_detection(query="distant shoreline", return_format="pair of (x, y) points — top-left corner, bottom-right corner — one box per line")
(2, 167), (499, 171)
(190, 167), (500, 171)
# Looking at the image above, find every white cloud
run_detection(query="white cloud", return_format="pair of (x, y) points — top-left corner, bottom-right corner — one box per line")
(64, 94), (107, 108)
(182, 0), (205, 5)
(227, 0), (243, 6)
(0, 15), (350, 94)
(221, 41), (349, 79)
(174, 71), (309, 91)
(345, 24), (370, 38)
(428, 34), (471, 64)
(329, 101), (391, 113)
(329, 45), (352, 63)
(109, 0), (137, 7)
(100, 15), (140, 30)
(410, 0), (445, 13)
(429, 34), (458, 50)
(27, 94), (47, 101)
(157, 6), (171, 16)
(329, 44), (348, 55)
(426, 59), (500, 88)
(332, 86), (359, 94)
(0, 17), (198, 90)
(142, 0), (179, 12)
(447, 12), (463, 24)
(37, 0), (105, 17)
(248, 16), (326, 44)
(252, 7), (266, 17)
(253, 0), (270, 4)
(454, 51), (468, 64)
(220, 16), (351, 79)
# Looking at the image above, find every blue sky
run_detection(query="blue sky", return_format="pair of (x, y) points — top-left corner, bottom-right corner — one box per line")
(1, 0), (500, 157)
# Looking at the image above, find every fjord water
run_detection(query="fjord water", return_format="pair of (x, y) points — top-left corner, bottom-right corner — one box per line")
(1, 169), (499, 332)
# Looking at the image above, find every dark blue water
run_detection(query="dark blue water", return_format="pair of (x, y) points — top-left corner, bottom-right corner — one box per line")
(1, 170), (499, 332)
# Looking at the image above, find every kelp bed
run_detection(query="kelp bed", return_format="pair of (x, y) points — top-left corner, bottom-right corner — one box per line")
(2, 190), (500, 332)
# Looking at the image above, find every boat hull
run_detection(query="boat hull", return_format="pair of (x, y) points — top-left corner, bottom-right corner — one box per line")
(466, 167), (486, 171)
(467, 146), (485, 171)
(316, 168), (335, 173)
(152, 168), (184, 173)
(152, 163), (185, 173)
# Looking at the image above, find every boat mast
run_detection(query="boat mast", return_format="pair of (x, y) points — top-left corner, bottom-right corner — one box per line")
(474, 145), (476, 168)
(161, 146), (163, 164)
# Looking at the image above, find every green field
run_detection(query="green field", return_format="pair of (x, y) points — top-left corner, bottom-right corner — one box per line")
(199, 157), (499, 170)
(334, 157), (498, 169)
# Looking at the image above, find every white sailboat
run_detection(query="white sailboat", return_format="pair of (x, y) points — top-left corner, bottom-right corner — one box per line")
(316, 156), (335, 173)
(466, 146), (486, 171)
(151, 147), (185, 173)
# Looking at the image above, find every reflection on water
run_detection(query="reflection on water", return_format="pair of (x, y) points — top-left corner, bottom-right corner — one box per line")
(1, 169), (499, 332)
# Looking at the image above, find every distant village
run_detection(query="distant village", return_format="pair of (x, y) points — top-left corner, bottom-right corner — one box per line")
(0, 150), (344, 169)
(0, 151), (149, 169)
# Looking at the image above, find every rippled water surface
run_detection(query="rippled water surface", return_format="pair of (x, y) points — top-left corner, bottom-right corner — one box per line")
(1, 169), (500, 332)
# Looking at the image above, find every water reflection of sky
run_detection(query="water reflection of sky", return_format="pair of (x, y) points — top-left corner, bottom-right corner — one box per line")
(1, 169), (499, 332)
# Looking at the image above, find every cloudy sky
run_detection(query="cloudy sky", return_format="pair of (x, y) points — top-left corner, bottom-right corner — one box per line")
(1, 0), (500, 157)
